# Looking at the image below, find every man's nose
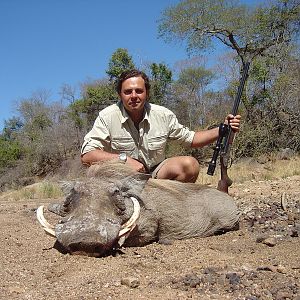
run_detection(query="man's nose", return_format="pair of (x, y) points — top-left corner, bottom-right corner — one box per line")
(131, 90), (137, 97)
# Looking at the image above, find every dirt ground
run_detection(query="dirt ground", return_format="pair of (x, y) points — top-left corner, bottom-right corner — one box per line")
(0, 175), (299, 300)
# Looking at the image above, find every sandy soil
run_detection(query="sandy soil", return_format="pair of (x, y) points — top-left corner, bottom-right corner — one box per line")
(0, 175), (299, 300)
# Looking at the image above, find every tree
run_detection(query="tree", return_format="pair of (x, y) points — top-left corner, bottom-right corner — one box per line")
(2, 117), (23, 141)
(76, 80), (118, 126)
(159, 0), (300, 64)
(0, 137), (21, 169)
(148, 63), (172, 105)
(159, 0), (300, 128)
(174, 66), (214, 127)
(16, 90), (53, 141)
(106, 48), (135, 81)
(60, 83), (77, 104)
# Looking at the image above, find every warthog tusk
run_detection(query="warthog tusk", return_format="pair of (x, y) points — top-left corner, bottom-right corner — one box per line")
(118, 197), (140, 246)
(36, 205), (56, 237)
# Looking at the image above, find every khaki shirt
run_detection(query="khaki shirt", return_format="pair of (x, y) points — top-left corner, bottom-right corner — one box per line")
(81, 101), (195, 171)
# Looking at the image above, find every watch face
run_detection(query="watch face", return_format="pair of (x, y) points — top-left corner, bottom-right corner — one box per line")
(119, 153), (127, 162)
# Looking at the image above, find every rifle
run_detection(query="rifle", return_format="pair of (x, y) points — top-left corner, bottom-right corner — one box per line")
(207, 62), (250, 193)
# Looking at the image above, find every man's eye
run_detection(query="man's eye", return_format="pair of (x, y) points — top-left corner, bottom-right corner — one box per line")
(135, 89), (144, 94)
(123, 89), (144, 95)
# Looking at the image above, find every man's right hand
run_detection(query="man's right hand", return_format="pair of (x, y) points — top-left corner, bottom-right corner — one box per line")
(126, 157), (146, 173)
(81, 149), (146, 173)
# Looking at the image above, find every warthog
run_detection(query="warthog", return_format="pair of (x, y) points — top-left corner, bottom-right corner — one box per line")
(37, 161), (240, 257)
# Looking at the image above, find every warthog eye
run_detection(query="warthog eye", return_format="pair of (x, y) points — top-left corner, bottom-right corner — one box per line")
(107, 218), (118, 225)
(109, 185), (120, 196)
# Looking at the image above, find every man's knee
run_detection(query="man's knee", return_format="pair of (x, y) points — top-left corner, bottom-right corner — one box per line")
(181, 156), (200, 182)
(157, 156), (199, 182)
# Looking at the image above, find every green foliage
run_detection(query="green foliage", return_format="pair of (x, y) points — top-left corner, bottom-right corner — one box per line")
(106, 48), (135, 81)
(17, 95), (53, 141)
(233, 122), (275, 158)
(77, 81), (118, 126)
(234, 55), (300, 157)
(177, 67), (214, 90)
(0, 137), (22, 169)
(149, 63), (172, 105)
(2, 117), (23, 140)
(158, 0), (300, 63)
(68, 99), (85, 130)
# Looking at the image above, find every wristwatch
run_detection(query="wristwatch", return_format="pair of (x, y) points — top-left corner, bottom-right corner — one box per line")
(119, 152), (127, 163)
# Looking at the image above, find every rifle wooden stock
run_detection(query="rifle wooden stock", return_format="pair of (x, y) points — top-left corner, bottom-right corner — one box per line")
(217, 156), (233, 194)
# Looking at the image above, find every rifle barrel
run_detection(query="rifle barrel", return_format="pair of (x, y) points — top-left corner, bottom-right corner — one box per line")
(222, 62), (250, 155)
(232, 62), (250, 116)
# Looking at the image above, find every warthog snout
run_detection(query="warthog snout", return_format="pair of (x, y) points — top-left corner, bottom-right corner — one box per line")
(55, 216), (121, 256)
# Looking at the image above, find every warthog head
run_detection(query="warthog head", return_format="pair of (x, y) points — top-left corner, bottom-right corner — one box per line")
(37, 163), (149, 257)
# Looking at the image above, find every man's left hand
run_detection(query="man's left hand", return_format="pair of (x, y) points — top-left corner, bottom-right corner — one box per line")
(225, 114), (241, 133)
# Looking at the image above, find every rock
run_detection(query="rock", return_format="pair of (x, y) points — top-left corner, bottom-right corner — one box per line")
(275, 290), (294, 299)
(245, 296), (259, 300)
(241, 264), (254, 272)
(257, 265), (280, 273)
(182, 273), (201, 288)
(121, 276), (140, 288)
(290, 224), (300, 237)
(264, 237), (277, 247)
(8, 286), (25, 294)
(257, 236), (277, 247)
(277, 148), (295, 160)
(256, 155), (269, 164)
(276, 265), (287, 274)
(226, 272), (241, 285)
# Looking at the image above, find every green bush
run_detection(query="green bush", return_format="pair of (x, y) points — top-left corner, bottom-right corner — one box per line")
(0, 138), (22, 169)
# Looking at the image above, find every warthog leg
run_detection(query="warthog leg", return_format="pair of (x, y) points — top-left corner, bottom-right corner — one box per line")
(118, 197), (140, 246)
(36, 206), (56, 237)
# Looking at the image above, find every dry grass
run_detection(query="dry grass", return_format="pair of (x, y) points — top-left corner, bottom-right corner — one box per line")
(0, 181), (63, 201)
(197, 156), (300, 186)
(1, 156), (299, 201)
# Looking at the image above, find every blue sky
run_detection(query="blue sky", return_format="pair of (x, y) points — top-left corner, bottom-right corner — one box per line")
(0, 0), (261, 130)
(0, 0), (188, 130)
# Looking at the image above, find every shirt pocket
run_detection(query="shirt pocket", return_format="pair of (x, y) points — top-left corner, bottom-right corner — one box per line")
(147, 135), (167, 164)
(111, 137), (136, 155)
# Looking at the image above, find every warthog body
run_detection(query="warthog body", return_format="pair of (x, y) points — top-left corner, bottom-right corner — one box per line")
(38, 161), (240, 257)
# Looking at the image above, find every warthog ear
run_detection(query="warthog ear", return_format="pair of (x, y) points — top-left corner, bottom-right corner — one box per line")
(48, 181), (80, 216)
(60, 181), (76, 196)
(119, 173), (151, 195)
(108, 173), (150, 215)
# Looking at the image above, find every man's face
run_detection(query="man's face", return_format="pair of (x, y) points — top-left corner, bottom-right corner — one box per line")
(119, 76), (147, 115)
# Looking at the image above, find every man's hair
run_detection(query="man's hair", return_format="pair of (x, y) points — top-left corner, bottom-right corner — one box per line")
(116, 69), (150, 95)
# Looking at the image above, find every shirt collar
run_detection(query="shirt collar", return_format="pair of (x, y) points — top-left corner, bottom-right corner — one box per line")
(143, 102), (151, 123)
(118, 101), (130, 124)
(118, 101), (150, 125)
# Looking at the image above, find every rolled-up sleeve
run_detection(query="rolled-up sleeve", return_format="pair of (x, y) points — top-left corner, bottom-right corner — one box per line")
(81, 115), (110, 155)
(168, 112), (195, 147)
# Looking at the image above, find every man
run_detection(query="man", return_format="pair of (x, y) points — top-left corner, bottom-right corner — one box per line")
(81, 69), (241, 183)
